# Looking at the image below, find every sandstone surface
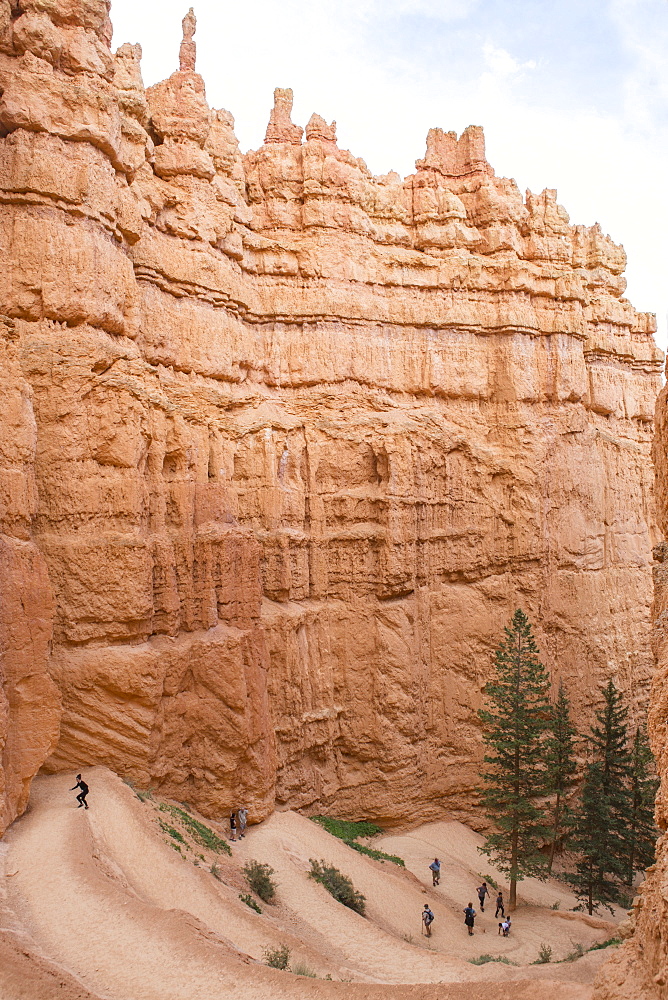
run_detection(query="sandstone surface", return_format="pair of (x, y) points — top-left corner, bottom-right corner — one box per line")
(0, 0), (663, 833)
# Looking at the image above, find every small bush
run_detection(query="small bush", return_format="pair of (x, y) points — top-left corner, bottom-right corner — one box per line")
(551, 901), (561, 910)
(239, 892), (262, 913)
(263, 944), (290, 970)
(244, 860), (277, 903)
(534, 943), (552, 964)
(291, 962), (317, 977)
(210, 863), (222, 881)
(476, 873), (499, 890)
(308, 859), (366, 915)
(468, 954), (516, 966)
(565, 942), (586, 962)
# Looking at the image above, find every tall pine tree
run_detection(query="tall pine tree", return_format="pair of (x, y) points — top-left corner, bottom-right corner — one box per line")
(565, 680), (633, 914)
(478, 609), (552, 909)
(544, 681), (578, 873)
(626, 725), (658, 885)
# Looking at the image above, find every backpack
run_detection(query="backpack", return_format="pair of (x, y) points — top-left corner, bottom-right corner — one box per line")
(423, 909), (434, 924)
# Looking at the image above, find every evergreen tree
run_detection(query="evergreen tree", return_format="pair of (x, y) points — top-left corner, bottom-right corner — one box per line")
(478, 609), (552, 909)
(565, 680), (633, 914)
(544, 681), (578, 873)
(626, 725), (659, 885)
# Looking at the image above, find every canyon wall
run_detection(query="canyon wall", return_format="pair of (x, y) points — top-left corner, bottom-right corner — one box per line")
(592, 386), (668, 1000)
(0, 0), (662, 833)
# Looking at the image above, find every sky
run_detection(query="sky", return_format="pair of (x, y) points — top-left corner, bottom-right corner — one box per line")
(109, 0), (668, 349)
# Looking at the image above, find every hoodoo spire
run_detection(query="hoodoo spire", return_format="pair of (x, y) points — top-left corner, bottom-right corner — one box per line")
(179, 7), (197, 72)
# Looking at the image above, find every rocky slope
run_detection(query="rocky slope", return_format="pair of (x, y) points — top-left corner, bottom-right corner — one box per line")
(0, 0), (662, 833)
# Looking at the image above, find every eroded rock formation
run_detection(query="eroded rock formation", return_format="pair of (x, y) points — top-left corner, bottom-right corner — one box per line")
(0, 0), (662, 833)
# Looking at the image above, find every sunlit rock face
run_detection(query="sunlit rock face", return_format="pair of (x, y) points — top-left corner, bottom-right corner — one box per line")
(0, 0), (662, 833)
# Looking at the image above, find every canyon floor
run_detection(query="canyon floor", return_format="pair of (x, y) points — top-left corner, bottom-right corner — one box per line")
(0, 769), (623, 1000)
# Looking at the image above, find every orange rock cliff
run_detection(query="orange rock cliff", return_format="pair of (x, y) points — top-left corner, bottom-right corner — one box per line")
(0, 0), (663, 837)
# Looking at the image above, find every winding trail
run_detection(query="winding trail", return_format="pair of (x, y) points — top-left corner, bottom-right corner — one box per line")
(0, 769), (609, 1000)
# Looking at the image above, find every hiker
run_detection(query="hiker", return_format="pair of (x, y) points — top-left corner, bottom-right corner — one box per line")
(238, 806), (248, 838)
(70, 774), (89, 810)
(429, 857), (441, 886)
(499, 916), (511, 937)
(476, 881), (490, 912)
(495, 891), (505, 918)
(422, 904), (435, 937)
(229, 810), (237, 842)
(464, 902), (476, 936)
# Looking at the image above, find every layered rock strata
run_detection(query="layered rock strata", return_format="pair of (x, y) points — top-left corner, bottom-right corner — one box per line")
(0, 0), (662, 832)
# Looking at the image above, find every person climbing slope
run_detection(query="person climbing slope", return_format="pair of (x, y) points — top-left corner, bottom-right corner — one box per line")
(422, 904), (435, 937)
(429, 857), (441, 886)
(464, 902), (476, 935)
(476, 881), (490, 912)
(495, 890), (505, 918)
(70, 774), (89, 810)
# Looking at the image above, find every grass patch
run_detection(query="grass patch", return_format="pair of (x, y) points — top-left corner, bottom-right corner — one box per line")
(469, 954), (517, 966)
(311, 816), (383, 840)
(588, 937), (621, 952)
(159, 820), (186, 845)
(239, 892), (262, 913)
(533, 943), (552, 964)
(476, 873), (499, 890)
(311, 816), (404, 866)
(159, 803), (231, 856)
(243, 860), (277, 903)
(291, 962), (317, 977)
(263, 944), (290, 969)
(308, 859), (366, 915)
(347, 841), (405, 866)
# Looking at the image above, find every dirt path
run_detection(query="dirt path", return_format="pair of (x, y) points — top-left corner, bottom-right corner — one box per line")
(0, 768), (610, 1000)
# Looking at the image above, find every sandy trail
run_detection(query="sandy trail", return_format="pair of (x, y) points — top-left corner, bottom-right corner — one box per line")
(0, 768), (614, 999)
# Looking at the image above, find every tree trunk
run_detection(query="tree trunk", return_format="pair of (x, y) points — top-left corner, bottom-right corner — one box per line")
(547, 791), (561, 874)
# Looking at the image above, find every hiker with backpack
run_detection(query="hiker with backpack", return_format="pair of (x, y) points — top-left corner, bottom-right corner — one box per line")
(429, 857), (441, 886)
(422, 904), (435, 937)
(464, 902), (476, 935)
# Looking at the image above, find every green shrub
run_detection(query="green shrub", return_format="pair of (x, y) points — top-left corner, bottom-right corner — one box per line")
(565, 942), (586, 962)
(243, 860), (277, 903)
(534, 943), (552, 964)
(159, 803), (231, 855)
(291, 962), (317, 977)
(308, 859), (366, 915)
(551, 901), (561, 910)
(588, 937), (621, 952)
(239, 892), (262, 913)
(347, 842), (405, 866)
(311, 816), (384, 841)
(476, 873), (499, 890)
(310, 816), (404, 866)
(263, 944), (290, 969)
(159, 820), (186, 845)
(468, 954), (516, 966)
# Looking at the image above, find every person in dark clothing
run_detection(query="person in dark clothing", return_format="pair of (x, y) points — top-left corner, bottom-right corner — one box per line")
(229, 811), (237, 842)
(476, 882), (490, 911)
(464, 902), (476, 935)
(70, 774), (89, 809)
(495, 891), (505, 918)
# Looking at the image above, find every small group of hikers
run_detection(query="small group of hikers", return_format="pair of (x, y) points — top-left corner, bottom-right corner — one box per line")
(229, 807), (248, 842)
(424, 866), (512, 939)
